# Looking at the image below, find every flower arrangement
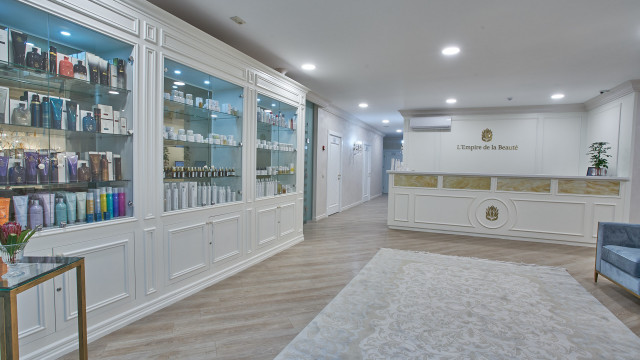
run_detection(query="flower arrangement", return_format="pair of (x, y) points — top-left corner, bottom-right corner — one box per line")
(0, 222), (39, 264)
(587, 142), (611, 173)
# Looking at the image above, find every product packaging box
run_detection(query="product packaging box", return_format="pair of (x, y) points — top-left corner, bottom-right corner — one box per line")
(113, 111), (120, 134)
(0, 86), (8, 124)
(120, 117), (127, 134)
(0, 28), (8, 63)
(106, 151), (113, 181)
(109, 61), (118, 87)
(99, 58), (109, 86)
(9, 29), (27, 67)
(57, 152), (67, 183)
(95, 104), (114, 134)
(86, 52), (101, 84)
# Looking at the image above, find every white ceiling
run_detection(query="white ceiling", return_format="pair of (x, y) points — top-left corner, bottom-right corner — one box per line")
(147, 0), (640, 136)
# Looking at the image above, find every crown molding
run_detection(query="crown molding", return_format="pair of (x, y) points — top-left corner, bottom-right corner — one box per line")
(307, 91), (385, 137)
(584, 80), (640, 111)
(399, 103), (586, 119)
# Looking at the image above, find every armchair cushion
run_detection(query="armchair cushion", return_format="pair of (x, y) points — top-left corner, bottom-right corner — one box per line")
(602, 245), (640, 277)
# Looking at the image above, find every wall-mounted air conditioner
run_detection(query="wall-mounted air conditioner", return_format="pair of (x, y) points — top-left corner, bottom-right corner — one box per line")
(409, 116), (451, 131)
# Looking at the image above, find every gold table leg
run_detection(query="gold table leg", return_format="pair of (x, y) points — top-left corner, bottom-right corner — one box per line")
(1, 291), (18, 360)
(76, 260), (88, 360)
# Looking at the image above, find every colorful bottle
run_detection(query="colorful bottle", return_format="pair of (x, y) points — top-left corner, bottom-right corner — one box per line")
(100, 187), (107, 220)
(30, 94), (41, 127)
(86, 192), (95, 223)
(65, 100), (77, 131)
(78, 162), (91, 182)
(28, 199), (44, 229)
(118, 188), (126, 217)
(101, 155), (109, 181)
(82, 112), (96, 132)
(94, 189), (102, 221)
(117, 59), (126, 89)
(54, 197), (67, 226)
(59, 56), (74, 77)
(113, 191), (120, 217)
(106, 187), (113, 220)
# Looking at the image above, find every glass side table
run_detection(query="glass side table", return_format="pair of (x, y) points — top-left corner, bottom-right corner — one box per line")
(0, 256), (87, 360)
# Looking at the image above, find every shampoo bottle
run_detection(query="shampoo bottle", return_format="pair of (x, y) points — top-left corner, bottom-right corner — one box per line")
(86, 192), (94, 223)
(100, 187), (107, 220)
(54, 197), (67, 226)
(118, 188), (126, 217)
(106, 187), (113, 220)
(113, 190), (120, 217)
(28, 199), (44, 229)
(30, 94), (41, 127)
(94, 189), (102, 221)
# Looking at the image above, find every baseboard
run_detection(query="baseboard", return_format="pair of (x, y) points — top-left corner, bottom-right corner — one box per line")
(26, 235), (304, 360)
(314, 214), (328, 221)
(371, 193), (382, 200)
(388, 225), (595, 248)
(341, 200), (363, 211)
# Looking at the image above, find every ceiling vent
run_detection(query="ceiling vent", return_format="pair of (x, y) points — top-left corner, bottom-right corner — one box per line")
(409, 116), (452, 131)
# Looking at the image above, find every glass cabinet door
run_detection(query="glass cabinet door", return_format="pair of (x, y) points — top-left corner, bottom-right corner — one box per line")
(162, 59), (243, 212)
(256, 94), (297, 198)
(0, 0), (134, 230)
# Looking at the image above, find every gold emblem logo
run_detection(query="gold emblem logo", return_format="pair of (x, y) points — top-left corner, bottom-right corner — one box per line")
(486, 205), (499, 221)
(481, 128), (493, 142)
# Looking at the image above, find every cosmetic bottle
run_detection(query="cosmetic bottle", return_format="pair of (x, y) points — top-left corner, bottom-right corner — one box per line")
(30, 94), (41, 127)
(86, 192), (94, 223)
(106, 187), (113, 220)
(117, 59), (126, 89)
(82, 111), (96, 132)
(64, 192), (77, 224)
(99, 187), (107, 220)
(74, 60), (87, 80)
(100, 155), (109, 181)
(26, 47), (42, 69)
(11, 103), (31, 126)
(100, 65), (109, 86)
(55, 197), (67, 226)
(59, 56), (74, 77)
(41, 97), (52, 128)
(50, 97), (63, 129)
(76, 192), (86, 223)
(118, 188), (126, 217)
(226, 186), (231, 202)
(113, 189), (120, 217)
(12, 195), (28, 228)
(67, 155), (78, 182)
(65, 101), (78, 131)
(114, 155), (122, 180)
(211, 184), (218, 205)
(48, 46), (57, 73)
(93, 108), (101, 131)
(38, 193), (54, 228)
(49, 156), (58, 183)
(10, 31), (27, 66)
(94, 189), (102, 221)
(163, 183), (171, 212)
(78, 162), (91, 182)
(89, 62), (99, 84)
(28, 199), (44, 230)
(171, 183), (178, 211)
(25, 152), (38, 184)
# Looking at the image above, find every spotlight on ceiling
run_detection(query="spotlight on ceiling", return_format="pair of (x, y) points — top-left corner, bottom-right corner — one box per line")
(442, 46), (460, 56)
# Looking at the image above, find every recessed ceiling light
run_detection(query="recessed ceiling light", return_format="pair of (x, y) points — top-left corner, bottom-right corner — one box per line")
(257, 98), (261, 102)
(172, 85), (178, 89)
(401, 140), (404, 144)
(174, 70), (181, 75)
(446, 98), (457, 104)
(301, 64), (316, 71)
(204, 80), (210, 85)
(359, 103), (369, 108)
(442, 46), (460, 56)
(551, 93), (565, 100)
(60, 31), (71, 36)
(108, 90), (119, 95)
(174, 81), (185, 86)
(382, 119), (390, 124)
(396, 129), (402, 133)
(264, 109), (272, 113)
(230, 16), (246, 25)
(271, 103), (276, 107)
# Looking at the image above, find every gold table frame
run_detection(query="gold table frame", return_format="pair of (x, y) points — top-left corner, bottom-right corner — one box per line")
(0, 257), (87, 359)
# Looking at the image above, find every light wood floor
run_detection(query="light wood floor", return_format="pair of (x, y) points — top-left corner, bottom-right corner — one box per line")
(60, 195), (640, 359)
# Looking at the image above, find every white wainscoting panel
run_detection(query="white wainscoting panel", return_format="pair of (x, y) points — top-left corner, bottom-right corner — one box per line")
(143, 228), (157, 295)
(54, 234), (135, 329)
(394, 193), (410, 222)
(279, 202), (296, 239)
(414, 194), (474, 227)
(593, 203), (617, 237)
(257, 205), (278, 247)
(165, 222), (209, 283)
(211, 213), (243, 265)
(512, 199), (586, 236)
(17, 248), (54, 343)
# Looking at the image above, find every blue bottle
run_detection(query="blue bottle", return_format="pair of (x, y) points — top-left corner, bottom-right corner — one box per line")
(54, 197), (67, 226)
(50, 97), (63, 129)
(66, 101), (77, 131)
(41, 96), (51, 128)
(30, 94), (41, 127)
(82, 112), (96, 132)
(94, 189), (102, 221)
(113, 191), (120, 217)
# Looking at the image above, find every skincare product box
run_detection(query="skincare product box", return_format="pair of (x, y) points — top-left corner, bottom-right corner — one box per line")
(0, 28), (8, 63)
(95, 104), (114, 134)
(109, 61), (118, 87)
(101, 118), (114, 133)
(56, 152), (67, 183)
(120, 117), (127, 134)
(106, 151), (114, 181)
(113, 111), (120, 134)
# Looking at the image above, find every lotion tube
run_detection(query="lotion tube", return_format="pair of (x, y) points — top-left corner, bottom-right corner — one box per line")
(64, 192), (77, 224)
(12, 195), (29, 228)
(76, 192), (86, 223)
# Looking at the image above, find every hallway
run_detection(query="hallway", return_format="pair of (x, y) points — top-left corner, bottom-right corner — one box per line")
(61, 195), (640, 359)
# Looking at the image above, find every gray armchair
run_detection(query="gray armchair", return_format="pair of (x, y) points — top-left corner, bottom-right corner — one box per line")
(595, 222), (640, 298)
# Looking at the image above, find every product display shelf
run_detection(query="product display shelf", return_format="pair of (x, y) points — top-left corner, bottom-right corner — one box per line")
(164, 99), (238, 121)
(163, 176), (239, 182)
(257, 120), (295, 133)
(163, 139), (241, 149)
(0, 123), (130, 138)
(256, 148), (296, 154)
(0, 59), (130, 106)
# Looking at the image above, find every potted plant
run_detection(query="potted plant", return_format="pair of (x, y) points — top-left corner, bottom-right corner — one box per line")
(587, 142), (611, 176)
(0, 222), (39, 278)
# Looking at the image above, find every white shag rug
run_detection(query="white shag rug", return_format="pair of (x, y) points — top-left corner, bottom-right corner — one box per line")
(275, 248), (640, 359)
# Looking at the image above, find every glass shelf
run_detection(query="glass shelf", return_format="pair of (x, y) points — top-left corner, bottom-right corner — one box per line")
(0, 60), (130, 108)
(2, 179), (130, 191)
(164, 176), (240, 182)
(256, 148), (296, 154)
(0, 123), (131, 138)
(257, 121), (295, 133)
(164, 139), (241, 149)
(164, 99), (238, 122)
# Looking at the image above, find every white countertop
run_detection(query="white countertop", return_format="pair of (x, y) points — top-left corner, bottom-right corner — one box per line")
(387, 170), (629, 181)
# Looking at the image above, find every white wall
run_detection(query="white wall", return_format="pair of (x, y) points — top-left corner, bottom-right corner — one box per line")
(404, 112), (587, 176)
(314, 107), (383, 220)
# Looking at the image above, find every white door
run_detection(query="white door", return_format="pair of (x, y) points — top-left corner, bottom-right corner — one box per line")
(327, 133), (342, 216)
(363, 145), (371, 201)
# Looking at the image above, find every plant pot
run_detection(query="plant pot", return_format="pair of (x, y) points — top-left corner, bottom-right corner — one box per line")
(0, 243), (27, 278)
(596, 168), (607, 176)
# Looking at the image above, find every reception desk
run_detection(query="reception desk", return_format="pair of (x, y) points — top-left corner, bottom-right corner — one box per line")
(387, 171), (630, 246)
